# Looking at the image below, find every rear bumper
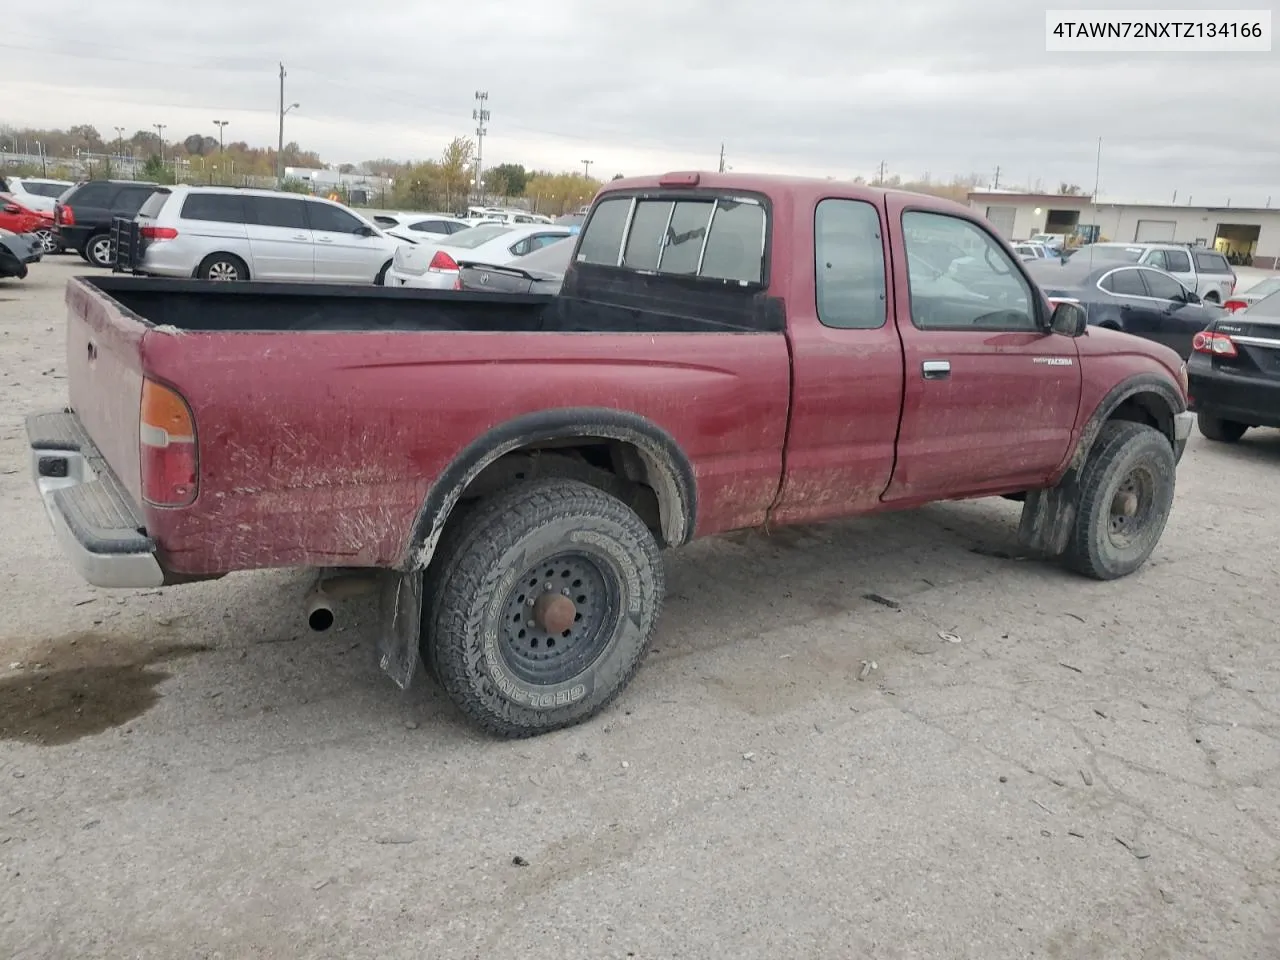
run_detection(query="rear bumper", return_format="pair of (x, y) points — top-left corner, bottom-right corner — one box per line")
(385, 266), (455, 289)
(25, 410), (164, 589)
(1188, 371), (1280, 429)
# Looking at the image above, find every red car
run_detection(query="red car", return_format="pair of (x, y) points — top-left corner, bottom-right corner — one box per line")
(0, 193), (55, 250)
(27, 171), (1193, 737)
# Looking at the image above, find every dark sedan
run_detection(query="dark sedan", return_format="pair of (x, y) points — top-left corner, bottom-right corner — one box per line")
(1186, 288), (1280, 443)
(1026, 258), (1223, 359)
(0, 227), (42, 280)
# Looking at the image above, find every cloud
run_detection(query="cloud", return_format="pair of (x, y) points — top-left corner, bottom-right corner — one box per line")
(3, 0), (1277, 202)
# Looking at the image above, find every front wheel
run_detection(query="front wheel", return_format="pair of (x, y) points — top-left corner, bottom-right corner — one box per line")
(426, 478), (664, 738)
(85, 233), (113, 269)
(1196, 411), (1247, 443)
(1063, 421), (1175, 581)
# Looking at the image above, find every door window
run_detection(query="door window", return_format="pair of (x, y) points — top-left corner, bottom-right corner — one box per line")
(306, 201), (364, 233)
(1163, 249), (1191, 272)
(814, 198), (886, 329)
(180, 193), (247, 224)
(1101, 268), (1147, 297)
(901, 211), (1035, 330)
(245, 196), (309, 230)
(410, 220), (451, 234)
(1140, 269), (1188, 301)
(1144, 249), (1167, 270)
(69, 182), (111, 207)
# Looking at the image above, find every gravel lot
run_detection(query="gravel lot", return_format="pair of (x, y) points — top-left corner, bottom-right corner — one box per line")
(1, 259), (1278, 959)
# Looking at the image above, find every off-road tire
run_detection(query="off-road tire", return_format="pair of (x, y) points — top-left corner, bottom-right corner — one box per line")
(1063, 421), (1175, 581)
(85, 233), (113, 269)
(426, 478), (664, 738)
(197, 253), (248, 282)
(1196, 411), (1247, 443)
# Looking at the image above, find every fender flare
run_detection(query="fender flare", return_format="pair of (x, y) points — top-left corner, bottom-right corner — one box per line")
(401, 406), (698, 570)
(1019, 372), (1184, 556)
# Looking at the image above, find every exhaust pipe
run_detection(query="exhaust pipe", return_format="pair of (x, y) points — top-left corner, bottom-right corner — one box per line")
(304, 572), (380, 632)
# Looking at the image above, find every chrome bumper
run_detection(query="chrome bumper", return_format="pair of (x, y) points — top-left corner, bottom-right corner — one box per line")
(26, 411), (164, 589)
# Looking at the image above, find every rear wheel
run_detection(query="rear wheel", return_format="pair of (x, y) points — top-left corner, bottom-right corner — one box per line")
(197, 253), (248, 282)
(85, 233), (113, 269)
(1196, 411), (1248, 443)
(1063, 421), (1175, 581)
(426, 478), (663, 738)
(1203, 291), (1221, 304)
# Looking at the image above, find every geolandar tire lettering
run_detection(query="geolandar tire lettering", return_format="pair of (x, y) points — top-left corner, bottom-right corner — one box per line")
(1064, 421), (1175, 581)
(426, 478), (664, 738)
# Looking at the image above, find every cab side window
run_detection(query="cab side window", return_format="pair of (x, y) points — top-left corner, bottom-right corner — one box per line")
(901, 211), (1035, 331)
(814, 199), (886, 329)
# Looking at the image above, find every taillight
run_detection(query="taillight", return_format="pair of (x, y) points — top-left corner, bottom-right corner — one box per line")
(56, 204), (74, 226)
(428, 250), (459, 272)
(140, 379), (198, 507)
(140, 225), (178, 240)
(1192, 331), (1238, 358)
(1223, 299), (1249, 313)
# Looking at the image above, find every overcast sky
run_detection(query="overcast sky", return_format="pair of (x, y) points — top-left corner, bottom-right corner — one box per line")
(4, 0), (1277, 203)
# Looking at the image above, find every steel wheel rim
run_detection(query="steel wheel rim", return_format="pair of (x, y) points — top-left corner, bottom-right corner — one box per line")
(499, 551), (619, 685)
(1108, 465), (1156, 547)
(91, 238), (112, 265)
(207, 261), (238, 281)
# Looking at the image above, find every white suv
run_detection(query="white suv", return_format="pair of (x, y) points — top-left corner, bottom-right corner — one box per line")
(0, 177), (74, 215)
(133, 185), (404, 284)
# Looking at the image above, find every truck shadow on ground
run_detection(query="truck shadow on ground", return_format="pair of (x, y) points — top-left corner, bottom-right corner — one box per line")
(4, 497), (1047, 745)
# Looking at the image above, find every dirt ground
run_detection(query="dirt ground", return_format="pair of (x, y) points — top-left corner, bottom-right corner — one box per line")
(1, 259), (1277, 960)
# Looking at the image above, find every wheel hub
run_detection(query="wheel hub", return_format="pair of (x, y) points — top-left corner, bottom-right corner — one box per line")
(1108, 468), (1153, 544)
(499, 552), (615, 685)
(532, 592), (576, 634)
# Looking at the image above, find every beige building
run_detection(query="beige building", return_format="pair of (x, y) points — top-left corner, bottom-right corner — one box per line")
(967, 189), (1280, 268)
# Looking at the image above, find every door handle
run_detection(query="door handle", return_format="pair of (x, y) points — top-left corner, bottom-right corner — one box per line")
(317, 237), (333, 243)
(922, 360), (951, 380)
(292, 234), (309, 241)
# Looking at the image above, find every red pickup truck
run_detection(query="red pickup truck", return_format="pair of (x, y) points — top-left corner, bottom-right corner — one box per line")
(28, 172), (1193, 737)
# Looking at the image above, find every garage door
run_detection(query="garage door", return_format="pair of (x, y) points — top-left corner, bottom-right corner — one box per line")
(985, 205), (1017, 239)
(1134, 219), (1177, 242)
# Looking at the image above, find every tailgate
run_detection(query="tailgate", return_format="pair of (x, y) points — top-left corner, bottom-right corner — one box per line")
(64, 277), (147, 505)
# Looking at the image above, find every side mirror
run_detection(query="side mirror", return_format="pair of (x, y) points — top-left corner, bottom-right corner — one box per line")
(356, 224), (375, 237)
(1049, 300), (1089, 337)
(1184, 289), (1201, 304)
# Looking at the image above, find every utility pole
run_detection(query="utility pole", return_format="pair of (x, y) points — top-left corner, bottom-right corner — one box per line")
(718, 143), (726, 173)
(277, 63), (286, 184)
(581, 158), (593, 179)
(992, 165), (1001, 189)
(213, 120), (229, 153)
(876, 160), (887, 184)
(472, 91), (489, 203)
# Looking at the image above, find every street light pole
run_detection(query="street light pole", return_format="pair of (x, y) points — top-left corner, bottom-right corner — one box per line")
(213, 120), (229, 153)
(276, 64), (299, 186)
(581, 159), (593, 179)
(154, 123), (166, 165)
(114, 126), (126, 162)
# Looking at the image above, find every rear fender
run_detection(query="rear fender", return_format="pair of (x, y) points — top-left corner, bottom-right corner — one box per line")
(1018, 373), (1184, 556)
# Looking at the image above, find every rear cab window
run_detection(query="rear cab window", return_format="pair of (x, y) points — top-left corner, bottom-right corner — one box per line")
(577, 192), (767, 285)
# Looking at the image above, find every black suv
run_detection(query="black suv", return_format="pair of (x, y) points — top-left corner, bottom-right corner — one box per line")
(55, 180), (160, 268)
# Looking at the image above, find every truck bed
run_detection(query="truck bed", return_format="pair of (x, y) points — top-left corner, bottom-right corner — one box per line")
(90, 266), (785, 335)
(53, 273), (793, 578)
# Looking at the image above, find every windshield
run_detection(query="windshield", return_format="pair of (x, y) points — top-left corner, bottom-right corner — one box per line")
(1247, 277), (1280, 299)
(23, 182), (72, 198)
(445, 224), (513, 249)
(516, 237), (574, 274)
